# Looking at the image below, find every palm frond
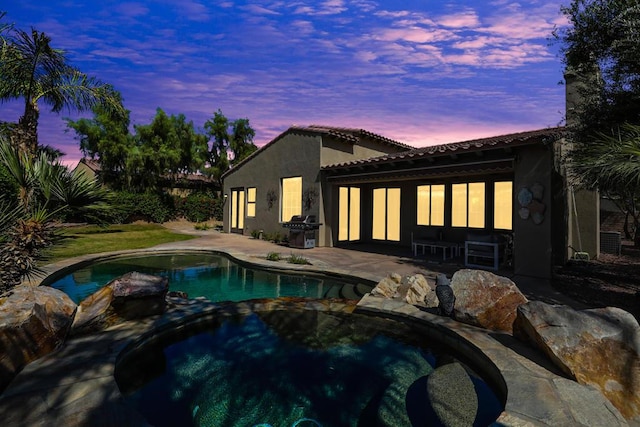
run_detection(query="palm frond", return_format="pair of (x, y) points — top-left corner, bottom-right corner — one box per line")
(569, 123), (640, 191)
(0, 138), (37, 207)
(0, 200), (23, 240)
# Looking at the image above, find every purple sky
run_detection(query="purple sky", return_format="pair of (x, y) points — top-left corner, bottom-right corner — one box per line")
(1, 1), (568, 167)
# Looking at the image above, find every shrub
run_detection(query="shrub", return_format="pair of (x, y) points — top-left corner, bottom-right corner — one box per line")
(194, 223), (212, 231)
(262, 231), (285, 243)
(250, 229), (263, 239)
(109, 191), (175, 224)
(287, 253), (310, 265)
(266, 252), (281, 261)
(178, 192), (223, 223)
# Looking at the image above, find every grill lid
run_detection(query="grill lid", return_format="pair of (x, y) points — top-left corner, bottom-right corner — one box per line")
(287, 215), (316, 224)
(283, 215), (321, 229)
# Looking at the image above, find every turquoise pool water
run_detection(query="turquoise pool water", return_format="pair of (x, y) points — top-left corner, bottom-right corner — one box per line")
(46, 253), (372, 304)
(115, 310), (504, 427)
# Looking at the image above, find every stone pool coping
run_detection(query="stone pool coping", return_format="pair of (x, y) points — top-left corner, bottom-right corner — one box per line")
(2, 248), (632, 426)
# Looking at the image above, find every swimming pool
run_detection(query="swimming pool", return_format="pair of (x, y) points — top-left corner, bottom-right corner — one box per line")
(45, 253), (373, 304)
(115, 307), (504, 427)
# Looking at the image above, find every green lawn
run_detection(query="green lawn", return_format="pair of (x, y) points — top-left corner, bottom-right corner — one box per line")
(44, 223), (196, 264)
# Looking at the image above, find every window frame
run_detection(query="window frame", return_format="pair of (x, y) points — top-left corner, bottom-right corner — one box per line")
(280, 176), (302, 222)
(451, 182), (485, 228)
(246, 187), (256, 217)
(416, 184), (445, 226)
(372, 187), (401, 241)
(493, 181), (513, 230)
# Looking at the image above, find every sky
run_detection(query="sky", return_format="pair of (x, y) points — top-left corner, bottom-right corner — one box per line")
(1, 1), (569, 167)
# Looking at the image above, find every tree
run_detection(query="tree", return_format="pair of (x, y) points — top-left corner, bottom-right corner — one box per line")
(0, 11), (11, 42)
(0, 23), (123, 157)
(556, 0), (640, 138)
(131, 108), (208, 190)
(204, 110), (230, 188)
(569, 124), (640, 243)
(204, 110), (257, 188)
(68, 103), (209, 191)
(230, 117), (257, 165)
(556, 0), (640, 244)
(66, 90), (134, 188)
(167, 112), (209, 175)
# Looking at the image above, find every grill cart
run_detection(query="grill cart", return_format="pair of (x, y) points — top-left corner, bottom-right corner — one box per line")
(282, 215), (321, 249)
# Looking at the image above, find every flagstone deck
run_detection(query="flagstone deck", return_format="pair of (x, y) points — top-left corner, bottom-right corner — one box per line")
(1, 224), (634, 426)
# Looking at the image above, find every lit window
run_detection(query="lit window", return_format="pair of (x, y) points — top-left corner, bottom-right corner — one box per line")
(417, 184), (445, 226)
(452, 182), (485, 228)
(230, 189), (245, 229)
(373, 187), (400, 241)
(231, 191), (237, 228)
(246, 187), (256, 217)
(494, 181), (513, 230)
(339, 187), (360, 241)
(281, 177), (302, 222)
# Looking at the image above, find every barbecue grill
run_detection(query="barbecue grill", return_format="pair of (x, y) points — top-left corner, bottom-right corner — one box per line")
(282, 215), (321, 249)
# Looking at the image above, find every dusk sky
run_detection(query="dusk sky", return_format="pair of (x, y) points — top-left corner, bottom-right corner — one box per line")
(1, 1), (568, 167)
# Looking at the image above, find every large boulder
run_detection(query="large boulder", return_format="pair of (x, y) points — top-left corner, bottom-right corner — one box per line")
(72, 271), (168, 335)
(371, 274), (437, 307)
(401, 274), (433, 306)
(514, 301), (640, 420)
(371, 274), (401, 299)
(0, 285), (77, 392)
(450, 269), (527, 333)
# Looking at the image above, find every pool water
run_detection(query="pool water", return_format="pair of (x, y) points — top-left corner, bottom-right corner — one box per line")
(46, 253), (371, 304)
(116, 310), (504, 427)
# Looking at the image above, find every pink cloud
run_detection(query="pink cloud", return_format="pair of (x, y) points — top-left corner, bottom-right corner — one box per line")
(438, 11), (480, 28)
(374, 27), (455, 44)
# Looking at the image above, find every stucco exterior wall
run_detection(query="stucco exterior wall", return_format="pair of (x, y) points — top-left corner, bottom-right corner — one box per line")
(223, 132), (323, 242)
(74, 161), (97, 179)
(512, 144), (554, 278)
(320, 138), (403, 167)
(223, 130), (409, 247)
(318, 139), (406, 245)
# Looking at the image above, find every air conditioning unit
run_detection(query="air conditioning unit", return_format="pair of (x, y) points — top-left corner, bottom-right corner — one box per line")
(600, 231), (621, 255)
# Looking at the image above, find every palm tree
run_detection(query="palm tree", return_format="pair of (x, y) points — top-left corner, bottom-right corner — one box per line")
(569, 123), (640, 245)
(0, 26), (122, 157)
(0, 11), (11, 41)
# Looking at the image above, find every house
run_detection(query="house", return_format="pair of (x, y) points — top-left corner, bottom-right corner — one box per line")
(221, 81), (599, 279)
(221, 125), (413, 246)
(74, 158), (216, 196)
(75, 158), (102, 179)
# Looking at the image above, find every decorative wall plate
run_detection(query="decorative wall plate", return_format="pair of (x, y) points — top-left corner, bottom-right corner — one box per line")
(518, 187), (533, 206)
(531, 182), (544, 200)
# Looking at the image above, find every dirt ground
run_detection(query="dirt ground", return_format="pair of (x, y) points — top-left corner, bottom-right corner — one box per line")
(551, 242), (640, 320)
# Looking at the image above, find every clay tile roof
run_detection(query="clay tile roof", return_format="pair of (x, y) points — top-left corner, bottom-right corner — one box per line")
(78, 158), (101, 172)
(322, 127), (565, 170)
(222, 124), (414, 179)
(291, 125), (413, 150)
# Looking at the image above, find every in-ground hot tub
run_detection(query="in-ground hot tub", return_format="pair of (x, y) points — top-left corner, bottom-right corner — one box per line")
(115, 304), (505, 427)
